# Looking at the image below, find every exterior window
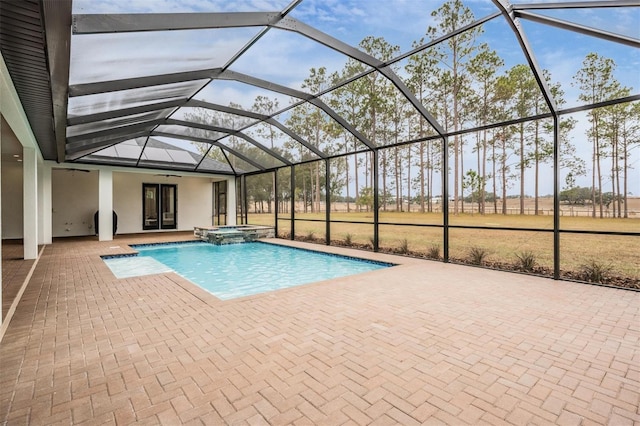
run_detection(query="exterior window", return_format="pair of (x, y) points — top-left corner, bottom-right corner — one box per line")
(143, 183), (177, 230)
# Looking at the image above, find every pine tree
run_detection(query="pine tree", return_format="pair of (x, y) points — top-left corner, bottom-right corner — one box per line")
(573, 53), (619, 218)
(427, 0), (481, 215)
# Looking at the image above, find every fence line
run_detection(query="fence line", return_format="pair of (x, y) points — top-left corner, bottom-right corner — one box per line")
(248, 201), (639, 218)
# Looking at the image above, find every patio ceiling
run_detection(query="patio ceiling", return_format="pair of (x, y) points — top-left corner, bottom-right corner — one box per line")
(1, 0), (638, 176)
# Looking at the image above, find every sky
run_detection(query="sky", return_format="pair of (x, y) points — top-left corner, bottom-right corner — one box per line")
(70, 0), (640, 196)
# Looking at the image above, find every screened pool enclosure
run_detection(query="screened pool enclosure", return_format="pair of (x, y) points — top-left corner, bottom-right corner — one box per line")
(1, 0), (638, 286)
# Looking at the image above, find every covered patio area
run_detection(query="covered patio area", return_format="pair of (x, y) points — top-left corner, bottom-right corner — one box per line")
(1, 235), (638, 424)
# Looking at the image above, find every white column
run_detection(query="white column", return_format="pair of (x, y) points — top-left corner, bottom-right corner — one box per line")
(23, 147), (38, 259)
(39, 162), (52, 244)
(226, 177), (237, 226)
(0, 117), (3, 326)
(98, 169), (113, 241)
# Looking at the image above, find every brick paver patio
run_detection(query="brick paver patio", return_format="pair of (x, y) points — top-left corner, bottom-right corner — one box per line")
(1, 233), (638, 425)
(1, 240), (36, 321)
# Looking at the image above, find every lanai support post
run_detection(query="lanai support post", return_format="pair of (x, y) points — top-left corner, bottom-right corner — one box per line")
(273, 170), (278, 236)
(226, 176), (237, 226)
(39, 162), (52, 244)
(290, 165), (295, 240)
(98, 169), (113, 242)
(325, 158), (330, 245)
(442, 136), (449, 263)
(553, 118), (560, 280)
(23, 147), (38, 259)
(0, 114), (3, 323)
(373, 150), (379, 252)
(242, 175), (248, 225)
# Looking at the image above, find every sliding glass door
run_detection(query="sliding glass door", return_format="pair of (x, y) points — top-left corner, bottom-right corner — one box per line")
(161, 185), (176, 229)
(143, 183), (177, 230)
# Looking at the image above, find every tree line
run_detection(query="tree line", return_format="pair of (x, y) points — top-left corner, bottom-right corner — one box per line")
(186, 0), (639, 218)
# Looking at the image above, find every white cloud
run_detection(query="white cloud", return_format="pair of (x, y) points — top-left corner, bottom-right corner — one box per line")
(228, 28), (351, 90)
(197, 80), (297, 112)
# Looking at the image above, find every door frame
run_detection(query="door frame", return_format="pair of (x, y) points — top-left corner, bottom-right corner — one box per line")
(142, 183), (177, 230)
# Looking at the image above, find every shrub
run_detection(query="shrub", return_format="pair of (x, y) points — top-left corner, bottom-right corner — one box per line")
(344, 233), (353, 246)
(427, 244), (440, 259)
(468, 246), (489, 265)
(398, 239), (409, 254)
(580, 260), (612, 283)
(515, 250), (536, 272)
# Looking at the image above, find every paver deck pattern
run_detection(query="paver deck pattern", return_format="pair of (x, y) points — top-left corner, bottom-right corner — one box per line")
(1, 233), (639, 425)
(1, 241), (36, 321)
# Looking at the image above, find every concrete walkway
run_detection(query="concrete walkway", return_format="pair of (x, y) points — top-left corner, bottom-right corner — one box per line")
(1, 234), (638, 425)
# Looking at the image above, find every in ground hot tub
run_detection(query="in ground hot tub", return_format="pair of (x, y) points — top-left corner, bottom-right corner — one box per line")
(194, 225), (275, 245)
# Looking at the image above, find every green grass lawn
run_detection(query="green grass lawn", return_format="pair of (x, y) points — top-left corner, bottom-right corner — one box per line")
(248, 211), (639, 282)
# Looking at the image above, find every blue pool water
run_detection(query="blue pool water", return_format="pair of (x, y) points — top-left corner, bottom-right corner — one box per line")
(104, 242), (393, 300)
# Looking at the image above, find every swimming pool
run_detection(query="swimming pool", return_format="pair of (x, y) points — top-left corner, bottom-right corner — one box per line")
(103, 242), (393, 300)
